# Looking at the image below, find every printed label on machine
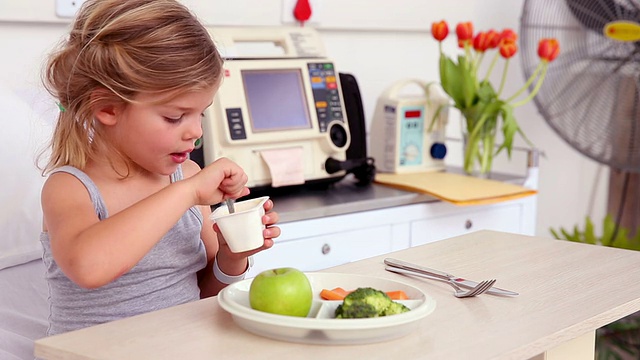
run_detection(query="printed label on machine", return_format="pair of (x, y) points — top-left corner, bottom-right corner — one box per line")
(399, 106), (426, 167)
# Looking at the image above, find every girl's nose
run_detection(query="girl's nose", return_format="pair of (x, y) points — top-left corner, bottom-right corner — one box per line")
(184, 117), (203, 141)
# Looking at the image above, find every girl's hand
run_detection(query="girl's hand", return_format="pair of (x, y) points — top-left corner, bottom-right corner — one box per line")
(188, 157), (249, 206)
(214, 198), (280, 259)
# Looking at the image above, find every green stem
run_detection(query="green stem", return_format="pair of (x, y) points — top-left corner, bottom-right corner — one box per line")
(512, 63), (549, 108)
(481, 134), (495, 174)
(464, 134), (479, 174)
(464, 43), (472, 66)
(468, 111), (492, 140)
(463, 111), (493, 175)
(473, 52), (485, 87)
(483, 52), (500, 83)
(505, 62), (543, 103)
(496, 59), (510, 97)
(464, 123), (496, 176)
(474, 52), (485, 69)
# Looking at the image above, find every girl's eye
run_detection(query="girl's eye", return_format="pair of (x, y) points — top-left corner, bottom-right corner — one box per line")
(164, 115), (183, 124)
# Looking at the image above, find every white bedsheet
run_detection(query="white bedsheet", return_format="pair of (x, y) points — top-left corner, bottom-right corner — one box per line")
(0, 259), (48, 360)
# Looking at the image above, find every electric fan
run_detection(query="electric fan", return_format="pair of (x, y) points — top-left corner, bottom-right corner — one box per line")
(521, 0), (640, 173)
(520, 0), (640, 238)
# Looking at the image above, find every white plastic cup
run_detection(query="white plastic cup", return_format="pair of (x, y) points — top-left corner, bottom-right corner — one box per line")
(210, 196), (269, 253)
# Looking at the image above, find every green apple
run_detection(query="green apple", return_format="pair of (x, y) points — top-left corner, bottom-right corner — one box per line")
(249, 267), (313, 317)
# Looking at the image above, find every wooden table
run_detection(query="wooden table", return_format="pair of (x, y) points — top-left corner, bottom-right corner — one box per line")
(34, 230), (640, 359)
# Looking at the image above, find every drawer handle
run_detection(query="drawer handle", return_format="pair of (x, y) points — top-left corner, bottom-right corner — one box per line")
(321, 244), (331, 255)
(465, 219), (473, 229)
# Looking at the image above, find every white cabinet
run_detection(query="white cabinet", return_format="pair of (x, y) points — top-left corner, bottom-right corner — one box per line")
(408, 199), (531, 246)
(247, 194), (537, 277)
(246, 225), (394, 278)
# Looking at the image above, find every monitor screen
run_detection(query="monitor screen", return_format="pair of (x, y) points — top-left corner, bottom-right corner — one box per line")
(242, 69), (312, 132)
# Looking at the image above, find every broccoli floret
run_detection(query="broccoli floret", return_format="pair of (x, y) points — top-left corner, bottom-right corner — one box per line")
(382, 301), (411, 316)
(334, 287), (411, 319)
(336, 301), (379, 319)
(342, 287), (392, 312)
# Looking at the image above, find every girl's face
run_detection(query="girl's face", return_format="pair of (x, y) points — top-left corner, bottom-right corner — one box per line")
(112, 86), (217, 177)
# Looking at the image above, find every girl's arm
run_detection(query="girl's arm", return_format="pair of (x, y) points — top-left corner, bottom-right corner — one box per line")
(42, 158), (247, 289)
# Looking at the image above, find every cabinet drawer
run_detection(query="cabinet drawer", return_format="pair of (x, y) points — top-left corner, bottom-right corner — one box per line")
(410, 203), (522, 246)
(247, 225), (392, 278)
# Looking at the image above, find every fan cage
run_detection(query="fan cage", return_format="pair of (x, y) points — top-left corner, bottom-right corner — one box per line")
(520, 0), (640, 173)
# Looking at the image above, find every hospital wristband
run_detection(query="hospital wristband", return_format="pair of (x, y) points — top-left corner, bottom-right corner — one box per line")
(213, 255), (253, 285)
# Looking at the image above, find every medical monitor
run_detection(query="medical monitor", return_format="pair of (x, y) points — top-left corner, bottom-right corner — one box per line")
(242, 69), (312, 132)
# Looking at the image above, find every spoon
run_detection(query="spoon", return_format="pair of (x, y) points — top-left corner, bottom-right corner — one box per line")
(225, 199), (236, 214)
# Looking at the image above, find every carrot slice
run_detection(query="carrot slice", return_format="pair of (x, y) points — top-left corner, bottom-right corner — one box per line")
(320, 289), (346, 300)
(386, 290), (409, 300)
(320, 288), (409, 300)
(331, 287), (351, 298)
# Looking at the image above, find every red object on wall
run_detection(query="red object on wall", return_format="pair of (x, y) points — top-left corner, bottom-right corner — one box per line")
(293, 0), (312, 25)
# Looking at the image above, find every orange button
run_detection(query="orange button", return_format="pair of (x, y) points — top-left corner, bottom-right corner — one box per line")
(311, 77), (323, 83)
(315, 101), (328, 108)
(326, 76), (336, 83)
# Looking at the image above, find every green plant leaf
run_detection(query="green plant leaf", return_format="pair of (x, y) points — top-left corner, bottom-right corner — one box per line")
(440, 56), (465, 108)
(477, 80), (496, 103)
(561, 228), (577, 242)
(584, 216), (597, 245)
(457, 55), (478, 108)
(613, 228), (630, 248)
(549, 228), (562, 240)
(497, 103), (517, 157)
(602, 215), (616, 247)
(631, 230), (640, 251)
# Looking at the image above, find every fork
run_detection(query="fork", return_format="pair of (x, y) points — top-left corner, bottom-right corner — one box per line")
(385, 266), (496, 298)
(447, 279), (496, 298)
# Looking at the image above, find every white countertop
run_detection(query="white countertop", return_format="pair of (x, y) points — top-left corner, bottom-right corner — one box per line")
(262, 169), (527, 223)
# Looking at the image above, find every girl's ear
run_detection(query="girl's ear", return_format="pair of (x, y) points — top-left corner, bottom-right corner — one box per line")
(91, 89), (122, 126)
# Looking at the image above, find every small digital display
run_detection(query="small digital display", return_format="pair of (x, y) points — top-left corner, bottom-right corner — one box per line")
(242, 69), (312, 132)
(405, 110), (422, 118)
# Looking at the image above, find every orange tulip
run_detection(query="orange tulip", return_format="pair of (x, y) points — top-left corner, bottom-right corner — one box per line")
(456, 22), (474, 41)
(499, 29), (518, 45)
(499, 42), (518, 58)
(538, 38), (560, 62)
(473, 32), (490, 52)
(431, 20), (449, 41)
(486, 30), (501, 49)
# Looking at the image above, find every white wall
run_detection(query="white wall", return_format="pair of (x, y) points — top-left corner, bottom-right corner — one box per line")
(0, 0), (607, 238)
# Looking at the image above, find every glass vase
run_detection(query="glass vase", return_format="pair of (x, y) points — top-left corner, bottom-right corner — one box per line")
(460, 113), (497, 178)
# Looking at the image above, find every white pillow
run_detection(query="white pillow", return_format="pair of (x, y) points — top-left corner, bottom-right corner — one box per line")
(0, 85), (53, 270)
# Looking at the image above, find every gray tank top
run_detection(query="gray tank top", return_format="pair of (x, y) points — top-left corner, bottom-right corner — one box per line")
(40, 165), (207, 336)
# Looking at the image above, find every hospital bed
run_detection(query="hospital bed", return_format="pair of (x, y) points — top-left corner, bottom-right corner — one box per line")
(0, 85), (52, 359)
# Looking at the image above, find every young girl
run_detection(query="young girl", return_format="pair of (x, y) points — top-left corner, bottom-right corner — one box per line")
(39, 0), (279, 336)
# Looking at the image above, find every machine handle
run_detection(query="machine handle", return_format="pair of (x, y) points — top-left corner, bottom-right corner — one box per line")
(380, 79), (448, 102)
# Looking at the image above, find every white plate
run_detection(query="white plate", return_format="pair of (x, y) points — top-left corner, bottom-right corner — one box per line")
(217, 272), (437, 345)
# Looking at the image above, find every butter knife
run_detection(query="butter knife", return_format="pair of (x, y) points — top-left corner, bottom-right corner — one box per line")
(384, 258), (519, 297)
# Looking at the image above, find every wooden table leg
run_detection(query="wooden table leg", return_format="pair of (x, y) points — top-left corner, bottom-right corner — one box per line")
(530, 331), (595, 360)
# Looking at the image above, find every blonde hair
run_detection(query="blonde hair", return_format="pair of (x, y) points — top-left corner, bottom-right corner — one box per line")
(41, 0), (222, 175)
